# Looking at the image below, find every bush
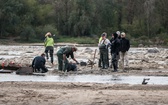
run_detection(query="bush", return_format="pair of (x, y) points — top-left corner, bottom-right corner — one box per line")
(57, 36), (97, 44)
(35, 25), (58, 41)
(20, 25), (35, 42)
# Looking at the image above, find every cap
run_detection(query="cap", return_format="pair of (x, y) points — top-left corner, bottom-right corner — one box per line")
(101, 32), (107, 37)
(45, 32), (51, 37)
(116, 31), (120, 35)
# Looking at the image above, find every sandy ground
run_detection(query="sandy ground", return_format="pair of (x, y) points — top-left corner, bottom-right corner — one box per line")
(0, 82), (168, 105)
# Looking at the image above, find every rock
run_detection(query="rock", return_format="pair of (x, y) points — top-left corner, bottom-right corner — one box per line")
(147, 48), (159, 53)
(165, 59), (168, 64)
(84, 48), (93, 53)
(16, 67), (33, 75)
(80, 61), (87, 66)
(0, 58), (5, 60)
(138, 44), (144, 47)
(0, 52), (8, 55)
(158, 66), (164, 69)
(142, 58), (149, 63)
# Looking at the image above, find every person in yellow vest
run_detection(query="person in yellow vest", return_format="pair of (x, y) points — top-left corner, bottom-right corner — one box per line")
(44, 32), (54, 65)
(98, 32), (111, 69)
(99, 37), (102, 43)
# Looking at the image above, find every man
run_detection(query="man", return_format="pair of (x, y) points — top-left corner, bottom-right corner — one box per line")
(32, 53), (48, 73)
(67, 62), (77, 72)
(120, 32), (130, 71)
(56, 46), (79, 71)
(98, 32), (111, 69)
(116, 31), (121, 39)
(110, 33), (120, 72)
(44, 32), (54, 65)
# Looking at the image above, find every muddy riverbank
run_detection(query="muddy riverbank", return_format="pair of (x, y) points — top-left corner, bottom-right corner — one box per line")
(0, 44), (168, 105)
(0, 82), (168, 105)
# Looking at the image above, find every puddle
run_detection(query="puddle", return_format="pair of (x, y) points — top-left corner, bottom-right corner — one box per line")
(0, 73), (168, 85)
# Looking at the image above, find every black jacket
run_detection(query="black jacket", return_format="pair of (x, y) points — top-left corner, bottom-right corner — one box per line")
(110, 33), (120, 54)
(120, 38), (130, 52)
(32, 56), (46, 68)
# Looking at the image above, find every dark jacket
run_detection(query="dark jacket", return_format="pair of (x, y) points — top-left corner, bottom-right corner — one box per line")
(57, 47), (74, 59)
(110, 33), (120, 54)
(120, 38), (130, 52)
(32, 56), (46, 68)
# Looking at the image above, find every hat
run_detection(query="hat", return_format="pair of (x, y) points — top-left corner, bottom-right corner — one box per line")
(116, 31), (120, 35)
(101, 32), (107, 37)
(45, 32), (51, 37)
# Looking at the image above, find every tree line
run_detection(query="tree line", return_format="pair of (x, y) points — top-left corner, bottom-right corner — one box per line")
(0, 0), (168, 45)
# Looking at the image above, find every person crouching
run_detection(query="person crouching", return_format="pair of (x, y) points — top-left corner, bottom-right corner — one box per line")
(32, 53), (48, 73)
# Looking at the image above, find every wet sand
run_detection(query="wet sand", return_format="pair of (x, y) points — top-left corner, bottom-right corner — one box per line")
(0, 82), (168, 105)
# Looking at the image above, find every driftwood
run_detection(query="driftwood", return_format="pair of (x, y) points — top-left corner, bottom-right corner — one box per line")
(0, 65), (20, 70)
(142, 78), (150, 85)
(91, 49), (97, 69)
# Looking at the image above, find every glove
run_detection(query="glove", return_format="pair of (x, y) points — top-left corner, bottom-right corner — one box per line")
(76, 61), (79, 65)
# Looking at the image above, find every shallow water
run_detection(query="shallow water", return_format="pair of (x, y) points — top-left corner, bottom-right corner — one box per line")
(0, 73), (168, 85)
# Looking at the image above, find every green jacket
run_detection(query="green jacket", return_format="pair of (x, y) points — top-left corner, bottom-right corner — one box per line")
(44, 36), (54, 47)
(57, 47), (74, 59)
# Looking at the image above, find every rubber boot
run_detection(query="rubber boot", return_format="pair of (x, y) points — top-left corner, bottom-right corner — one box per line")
(98, 59), (102, 67)
(113, 62), (117, 72)
(102, 62), (105, 69)
(104, 64), (108, 69)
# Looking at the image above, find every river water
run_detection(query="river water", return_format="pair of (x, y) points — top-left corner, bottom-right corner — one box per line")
(0, 73), (168, 85)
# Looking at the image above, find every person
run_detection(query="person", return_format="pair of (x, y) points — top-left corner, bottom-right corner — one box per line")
(44, 32), (54, 65)
(98, 32), (111, 69)
(67, 62), (77, 72)
(32, 53), (48, 73)
(110, 33), (120, 72)
(120, 32), (130, 71)
(116, 31), (121, 39)
(56, 46), (79, 71)
(98, 33), (103, 68)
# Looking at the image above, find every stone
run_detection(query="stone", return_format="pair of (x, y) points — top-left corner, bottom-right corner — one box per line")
(84, 48), (93, 53)
(138, 44), (144, 47)
(16, 67), (33, 75)
(80, 61), (87, 66)
(147, 48), (159, 53)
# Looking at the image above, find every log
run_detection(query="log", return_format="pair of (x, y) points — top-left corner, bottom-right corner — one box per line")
(0, 65), (20, 70)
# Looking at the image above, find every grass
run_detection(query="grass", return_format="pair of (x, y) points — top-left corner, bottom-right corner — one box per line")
(57, 36), (98, 44)
(1, 36), (167, 47)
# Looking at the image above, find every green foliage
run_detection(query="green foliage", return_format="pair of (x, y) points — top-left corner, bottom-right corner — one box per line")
(58, 36), (97, 44)
(35, 25), (58, 40)
(0, 0), (168, 45)
(20, 25), (35, 41)
(157, 33), (168, 45)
